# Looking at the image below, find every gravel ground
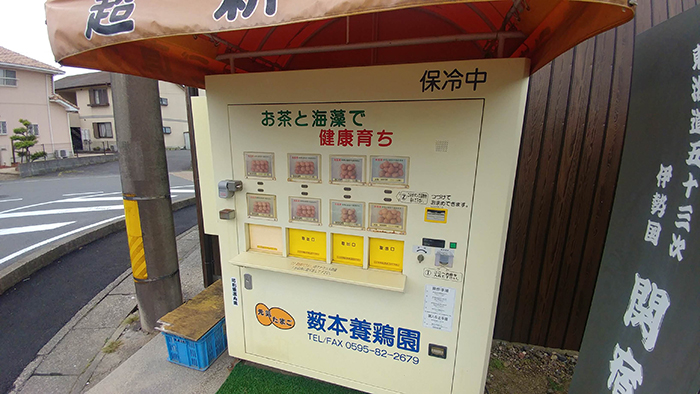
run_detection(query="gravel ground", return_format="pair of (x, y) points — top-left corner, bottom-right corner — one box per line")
(486, 340), (579, 394)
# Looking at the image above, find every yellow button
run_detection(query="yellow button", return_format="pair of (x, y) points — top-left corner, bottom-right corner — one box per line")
(332, 234), (364, 267)
(369, 238), (404, 272)
(289, 229), (327, 261)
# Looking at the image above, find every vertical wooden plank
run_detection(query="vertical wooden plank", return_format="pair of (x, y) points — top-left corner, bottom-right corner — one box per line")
(682, 0), (695, 12)
(509, 49), (574, 344)
(636, 0), (654, 34)
(668, 0), (684, 17)
(529, 38), (595, 346)
(545, 29), (617, 349)
(563, 20), (635, 350)
(651, 0), (670, 25)
(494, 62), (552, 340)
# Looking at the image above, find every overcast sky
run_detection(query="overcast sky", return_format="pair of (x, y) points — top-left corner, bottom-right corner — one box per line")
(0, 0), (93, 78)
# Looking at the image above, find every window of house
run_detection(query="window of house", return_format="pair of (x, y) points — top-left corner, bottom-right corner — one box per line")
(26, 124), (40, 136)
(0, 70), (17, 87)
(163, 126), (172, 134)
(0, 121), (7, 135)
(160, 97), (168, 106)
(93, 122), (113, 138)
(89, 88), (109, 106)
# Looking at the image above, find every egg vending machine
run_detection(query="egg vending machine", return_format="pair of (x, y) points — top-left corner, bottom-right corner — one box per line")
(197, 59), (530, 394)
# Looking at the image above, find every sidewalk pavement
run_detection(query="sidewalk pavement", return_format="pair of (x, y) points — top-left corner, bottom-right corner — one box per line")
(11, 226), (235, 394)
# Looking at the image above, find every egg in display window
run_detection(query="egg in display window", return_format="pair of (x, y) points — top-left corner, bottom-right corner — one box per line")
(370, 156), (409, 186)
(289, 154), (320, 182)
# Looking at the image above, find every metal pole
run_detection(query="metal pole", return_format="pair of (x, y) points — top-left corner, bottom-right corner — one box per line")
(111, 73), (183, 332)
(185, 87), (216, 287)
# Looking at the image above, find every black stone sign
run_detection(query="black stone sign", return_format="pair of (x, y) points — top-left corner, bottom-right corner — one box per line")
(569, 6), (700, 394)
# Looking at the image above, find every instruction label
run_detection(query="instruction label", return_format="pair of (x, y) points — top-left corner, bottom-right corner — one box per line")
(423, 285), (456, 332)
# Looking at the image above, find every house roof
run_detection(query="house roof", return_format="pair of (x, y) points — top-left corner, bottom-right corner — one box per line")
(0, 46), (63, 75)
(49, 94), (79, 112)
(54, 71), (111, 90)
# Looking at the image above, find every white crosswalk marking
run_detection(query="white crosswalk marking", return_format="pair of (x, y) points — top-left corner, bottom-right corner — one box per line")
(0, 222), (76, 236)
(0, 205), (124, 219)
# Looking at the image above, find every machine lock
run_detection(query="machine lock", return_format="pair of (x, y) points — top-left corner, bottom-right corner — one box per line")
(218, 180), (243, 198)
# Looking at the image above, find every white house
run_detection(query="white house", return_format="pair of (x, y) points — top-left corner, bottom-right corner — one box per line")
(55, 72), (191, 151)
(0, 46), (78, 166)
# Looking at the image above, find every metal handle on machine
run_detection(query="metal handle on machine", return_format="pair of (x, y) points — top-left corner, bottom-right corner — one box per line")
(218, 179), (243, 198)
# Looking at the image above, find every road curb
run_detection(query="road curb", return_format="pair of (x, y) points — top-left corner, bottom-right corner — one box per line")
(0, 196), (196, 295)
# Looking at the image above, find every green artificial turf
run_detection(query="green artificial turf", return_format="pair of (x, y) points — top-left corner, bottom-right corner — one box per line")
(217, 363), (365, 394)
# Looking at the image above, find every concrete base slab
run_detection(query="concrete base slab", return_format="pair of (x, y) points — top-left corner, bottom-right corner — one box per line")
(87, 334), (233, 394)
(21, 375), (75, 394)
(35, 328), (114, 376)
(74, 295), (136, 330)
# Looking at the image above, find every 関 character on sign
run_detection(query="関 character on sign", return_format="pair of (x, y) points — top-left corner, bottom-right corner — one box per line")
(372, 323), (395, 346)
(349, 318), (372, 342)
(397, 328), (420, 353)
(607, 344), (643, 394)
(693, 44), (700, 71)
(213, 0), (277, 21)
(85, 0), (135, 40)
(656, 164), (673, 188)
(307, 310), (327, 331)
(623, 273), (670, 352)
(420, 70), (441, 92)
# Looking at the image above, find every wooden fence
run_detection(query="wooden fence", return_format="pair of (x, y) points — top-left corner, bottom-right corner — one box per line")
(494, 0), (698, 350)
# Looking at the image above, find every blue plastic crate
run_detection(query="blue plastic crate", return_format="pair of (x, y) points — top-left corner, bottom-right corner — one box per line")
(163, 319), (227, 371)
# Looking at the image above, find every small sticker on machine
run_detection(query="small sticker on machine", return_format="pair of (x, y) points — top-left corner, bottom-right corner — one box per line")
(423, 285), (456, 331)
(231, 277), (239, 306)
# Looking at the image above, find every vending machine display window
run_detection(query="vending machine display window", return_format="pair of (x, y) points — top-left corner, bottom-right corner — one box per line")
(246, 194), (277, 220)
(329, 200), (364, 229)
(290, 197), (321, 224)
(368, 203), (407, 234)
(329, 155), (364, 184)
(244, 152), (274, 179)
(370, 156), (408, 187)
(288, 154), (321, 182)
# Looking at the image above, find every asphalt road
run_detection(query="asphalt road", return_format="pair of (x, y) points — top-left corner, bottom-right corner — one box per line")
(0, 205), (198, 394)
(0, 150), (194, 270)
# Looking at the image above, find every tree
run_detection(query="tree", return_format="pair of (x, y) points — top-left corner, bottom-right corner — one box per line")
(10, 119), (38, 163)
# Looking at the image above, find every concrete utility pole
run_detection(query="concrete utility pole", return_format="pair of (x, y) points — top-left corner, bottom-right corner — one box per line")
(111, 74), (183, 332)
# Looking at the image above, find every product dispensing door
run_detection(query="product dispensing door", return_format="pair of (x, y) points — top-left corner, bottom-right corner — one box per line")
(198, 58), (530, 394)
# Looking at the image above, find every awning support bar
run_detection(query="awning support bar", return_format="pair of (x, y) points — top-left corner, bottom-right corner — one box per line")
(216, 32), (524, 62)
